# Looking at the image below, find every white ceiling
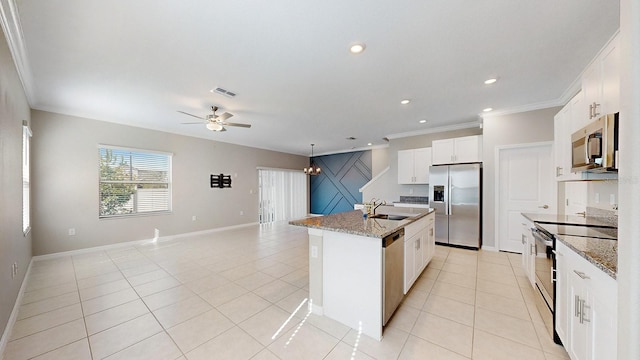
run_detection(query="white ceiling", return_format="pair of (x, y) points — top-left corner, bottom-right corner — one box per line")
(7, 0), (619, 156)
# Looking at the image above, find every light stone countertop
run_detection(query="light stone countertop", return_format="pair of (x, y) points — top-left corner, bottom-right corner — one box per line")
(556, 235), (617, 279)
(289, 207), (434, 240)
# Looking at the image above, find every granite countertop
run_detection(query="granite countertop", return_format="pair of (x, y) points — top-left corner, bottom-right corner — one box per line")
(556, 235), (618, 279)
(289, 207), (434, 239)
(521, 213), (616, 228)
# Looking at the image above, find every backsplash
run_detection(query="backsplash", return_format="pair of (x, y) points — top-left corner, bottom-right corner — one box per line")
(587, 207), (618, 227)
(398, 196), (429, 204)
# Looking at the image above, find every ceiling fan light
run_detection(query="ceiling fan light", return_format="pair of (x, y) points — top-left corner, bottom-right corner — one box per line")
(206, 122), (223, 131)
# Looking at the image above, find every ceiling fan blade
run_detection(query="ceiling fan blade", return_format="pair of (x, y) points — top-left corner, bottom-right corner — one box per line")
(217, 112), (233, 121)
(180, 122), (205, 125)
(177, 110), (205, 120)
(222, 122), (251, 128)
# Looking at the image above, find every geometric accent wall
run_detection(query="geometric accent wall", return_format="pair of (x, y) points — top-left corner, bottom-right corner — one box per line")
(310, 150), (372, 215)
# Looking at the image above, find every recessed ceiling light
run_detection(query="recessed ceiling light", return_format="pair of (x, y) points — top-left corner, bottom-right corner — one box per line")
(484, 78), (498, 85)
(483, 108), (493, 112)
(419, 119), (427, 124)
(400, 99), (411, 105)
(367, 143), (372, 146)
(349, 43), (366, 54)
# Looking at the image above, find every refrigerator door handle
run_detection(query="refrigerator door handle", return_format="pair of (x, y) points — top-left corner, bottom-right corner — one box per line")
(448, 176), (453, 215)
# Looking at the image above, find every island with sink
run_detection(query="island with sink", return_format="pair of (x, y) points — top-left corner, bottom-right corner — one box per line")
(289, 205), (435, 340)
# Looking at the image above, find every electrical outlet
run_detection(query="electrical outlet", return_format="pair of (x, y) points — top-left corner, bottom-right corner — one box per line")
(192, 215), (197, 221)
(154, 228), (160, 238)
(311, 246), (318, 258)
(610, 194), (616, 205)
(240, 210), (244, 216)
(68, 228), (76, 236)
(595, 193), (600, 204)
(409, 188), (414, 195)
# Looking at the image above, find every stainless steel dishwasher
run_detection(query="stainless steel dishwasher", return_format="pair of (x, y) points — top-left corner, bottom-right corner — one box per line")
(382, 228), (404, 325)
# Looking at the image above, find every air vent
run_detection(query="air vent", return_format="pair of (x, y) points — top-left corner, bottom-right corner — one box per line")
(212, 87), (237, 98)
(346, 137), (356, 140)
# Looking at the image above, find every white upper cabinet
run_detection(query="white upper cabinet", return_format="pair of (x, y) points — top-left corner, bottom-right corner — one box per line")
(431, 135), (482, 165)
(580, 33), (620, 131)
(398, 147), (431, 184)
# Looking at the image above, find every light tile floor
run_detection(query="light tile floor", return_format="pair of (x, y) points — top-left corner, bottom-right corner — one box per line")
(2, 222), (570, 360)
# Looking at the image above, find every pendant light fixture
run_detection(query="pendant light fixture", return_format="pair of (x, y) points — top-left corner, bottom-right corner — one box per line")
(304, 144), (321, 175)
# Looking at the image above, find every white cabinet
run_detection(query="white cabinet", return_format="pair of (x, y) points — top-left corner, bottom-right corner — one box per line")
(403, 212), (435, 294)
(398, 147), (431, 184)
(556, 241), (617, 360)
(581, 34), (620, 128)
(520, 217), (535, 287)
(431, 135), (482, 165)
(554, 92), (587, 181)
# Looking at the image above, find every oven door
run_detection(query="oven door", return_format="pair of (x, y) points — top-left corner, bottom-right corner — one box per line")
(531, 229), (554, 312)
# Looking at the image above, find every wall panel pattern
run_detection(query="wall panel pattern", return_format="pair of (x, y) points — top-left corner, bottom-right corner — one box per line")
(310, 151), (372, 215)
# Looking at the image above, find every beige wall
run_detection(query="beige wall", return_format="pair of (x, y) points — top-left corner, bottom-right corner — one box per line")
(30, 110), (307, 255)
(0, 29), (32, 340)
(481, 107), (559, 249)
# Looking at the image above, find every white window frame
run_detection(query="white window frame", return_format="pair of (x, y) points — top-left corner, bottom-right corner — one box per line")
(98, 144), (173, 219)
(22, 121), (32, 235)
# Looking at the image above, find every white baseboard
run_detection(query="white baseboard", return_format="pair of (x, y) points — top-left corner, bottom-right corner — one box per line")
(0, 258), (34, 359)
(32, 222), (259, 261)
(480, 245), (498, 252)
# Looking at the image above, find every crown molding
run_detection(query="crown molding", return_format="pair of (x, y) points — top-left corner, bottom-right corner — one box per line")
(385, 121), (481, 140)
(0, 0), (35, 105)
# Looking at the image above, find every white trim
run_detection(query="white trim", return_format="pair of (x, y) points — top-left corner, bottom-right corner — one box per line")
(97, 144), (174, 156)
(479, 245), (498, 252)
(359, 166), (390, 192)
(0, 0), (35, 105)
(386, 121), (480, 140)
(313, 144), (388, 157)
(0, 258), (34, 356)
(256, 166), (303, 172)
(494, 141), (553, 252)
(32, 222), (259, 261)
(481, 99), (565, 118)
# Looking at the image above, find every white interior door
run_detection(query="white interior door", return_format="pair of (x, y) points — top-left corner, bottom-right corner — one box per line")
(498, 143), (556, 253)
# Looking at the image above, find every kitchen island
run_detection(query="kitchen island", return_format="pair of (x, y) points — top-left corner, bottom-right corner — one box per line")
(289, 206), (435, 340)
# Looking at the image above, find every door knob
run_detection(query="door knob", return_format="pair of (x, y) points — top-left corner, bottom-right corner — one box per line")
(576, 211), (586, 217)
(538, 205), (549, 209)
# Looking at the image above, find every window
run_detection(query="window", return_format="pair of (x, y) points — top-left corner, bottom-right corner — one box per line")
(258, 169), (307, 223)
(22, 121), (32, 234)
(98, 145), (172, 218)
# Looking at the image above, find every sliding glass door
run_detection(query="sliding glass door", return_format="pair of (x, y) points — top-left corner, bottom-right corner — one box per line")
(258, 169), (307, 224)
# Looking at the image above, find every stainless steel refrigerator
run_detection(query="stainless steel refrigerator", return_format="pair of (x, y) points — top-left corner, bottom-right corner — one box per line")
(429, 163), (482, 249)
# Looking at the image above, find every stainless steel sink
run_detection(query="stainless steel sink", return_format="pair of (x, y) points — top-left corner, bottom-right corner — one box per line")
(369, 214), (409, 220)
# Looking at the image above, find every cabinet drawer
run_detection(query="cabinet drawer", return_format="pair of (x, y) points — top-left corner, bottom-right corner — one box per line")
(404, 217), (427, 239)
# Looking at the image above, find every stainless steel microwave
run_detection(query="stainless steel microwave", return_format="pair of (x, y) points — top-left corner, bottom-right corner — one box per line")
(571, 113), (619, 173)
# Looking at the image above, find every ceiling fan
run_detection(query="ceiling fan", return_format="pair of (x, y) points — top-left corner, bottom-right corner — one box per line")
(178, 106), (251, 132)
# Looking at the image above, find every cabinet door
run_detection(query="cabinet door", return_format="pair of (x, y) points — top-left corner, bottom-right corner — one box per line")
(570, 90), (588, 133)
(454, 135), (481, 163)
(600, 35), (620, 115)
(582, 61), (602, 126)
(589, 286), (618, 360)
(404, 238), (416, 294)
(414, 234), (425, 277)
(555, 247), (569, 344)
(554, 105), (571, 179)
(398, 150), (415, 184)
(568, 269), (589, 360)
(432, 139), (455, 165)
(413, 148), (431, 184)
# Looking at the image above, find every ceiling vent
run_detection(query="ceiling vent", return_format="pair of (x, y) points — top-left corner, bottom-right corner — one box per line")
(213, 87), (237, 98)
(346, 136), (357, 140)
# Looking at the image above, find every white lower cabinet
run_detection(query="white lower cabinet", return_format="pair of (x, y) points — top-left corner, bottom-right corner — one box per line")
(556, 241), (617, 360)
(521, 217), (535, 287)
(403, 212), (435, 294)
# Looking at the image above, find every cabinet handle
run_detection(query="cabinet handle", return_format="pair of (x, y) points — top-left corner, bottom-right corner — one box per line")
(530, 243), (536, 255)
(592, 102), (600, 119)
(589, 103), (594, 119)
(573, 270), (590, 279)
(538, 205), (549, 209)
(580, 300), (590, 324)
(575, 295), (581, 318)
(522, 234), (526, 245)
(556, 166), (563, 177)
(552, 268), (556, 283)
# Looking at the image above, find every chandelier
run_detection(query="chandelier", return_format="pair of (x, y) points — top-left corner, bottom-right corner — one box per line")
(304, 144), (321, 176)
